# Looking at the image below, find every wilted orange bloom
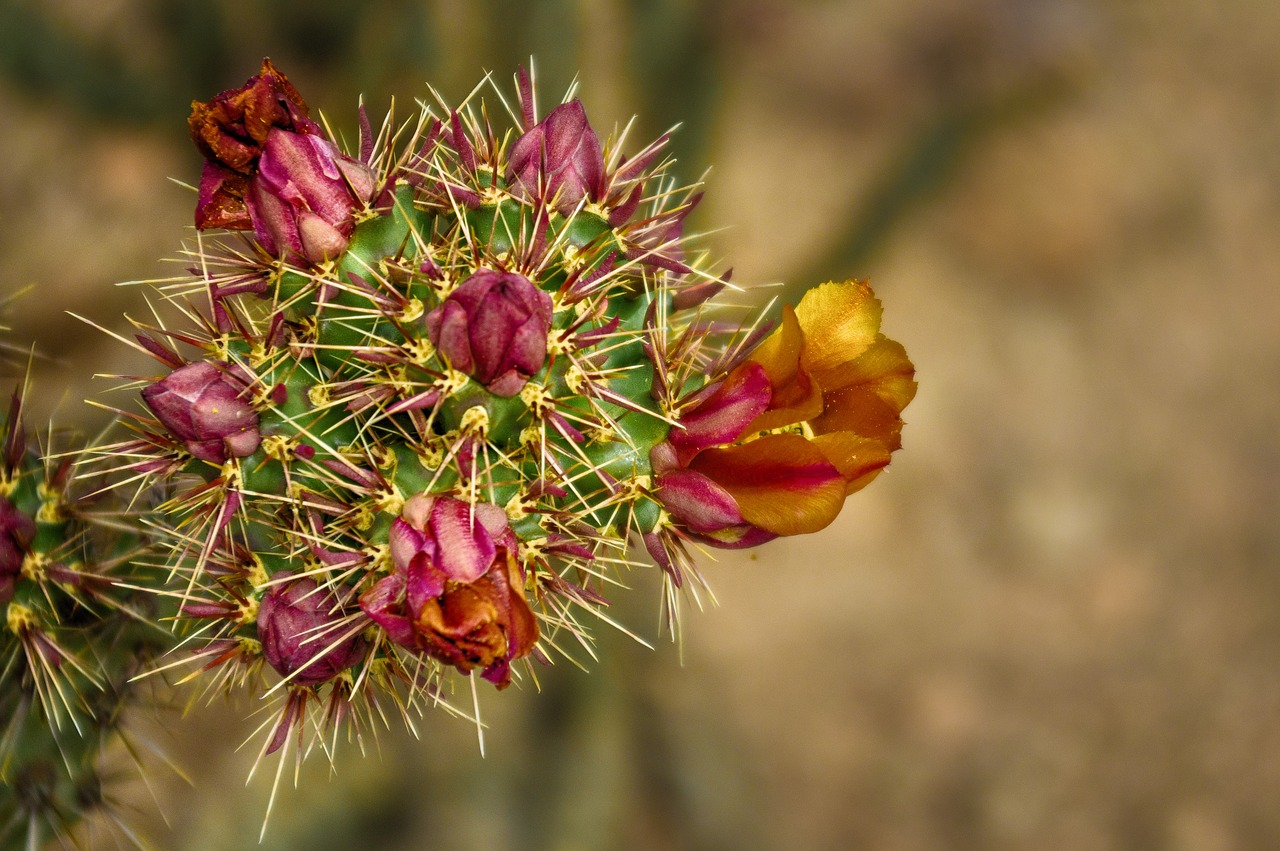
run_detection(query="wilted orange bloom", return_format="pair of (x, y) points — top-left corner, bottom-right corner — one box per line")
(360, 496), (539, 688)
(652, 279), (916, 546)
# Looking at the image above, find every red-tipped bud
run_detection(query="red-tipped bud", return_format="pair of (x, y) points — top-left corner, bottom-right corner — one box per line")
(0, 496), (35, 604)
(360, 495), (538, 687)
(141, 362), (261, 464)
(249, 129), (376, 263)
(257, 573), (368, 685)
(506, 100), (604, 214)
(189, 58), (320, 230)
(425, 269), (553, 396)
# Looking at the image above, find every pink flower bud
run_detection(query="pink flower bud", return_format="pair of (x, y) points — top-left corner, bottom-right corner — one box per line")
(0, 496), (35, 605)
(188, 58), (321, 230)
(141, 362), (261, 464)
(506, 100), (604, 214)
(425, 269), (553, 397)
(248, 128), (376, 263)
(360, 495), (538, 688)
(257, 573), (368, 685)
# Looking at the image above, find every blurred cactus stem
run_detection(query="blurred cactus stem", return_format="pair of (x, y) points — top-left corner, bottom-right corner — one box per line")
(0, 386), (165, 850)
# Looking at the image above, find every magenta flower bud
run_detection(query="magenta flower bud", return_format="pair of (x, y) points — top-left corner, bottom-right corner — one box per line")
(506, 100), (604, 214)
(141, 362), (261, 464)
(388, 494), (512, 585)
(188, 58), (321, 230)
(257, 573), (368, 685)
(0, 496), (36, 605)
(360, 495), (539, 688)
(425, 269), (553, 396)
(248, 128), (376, 263)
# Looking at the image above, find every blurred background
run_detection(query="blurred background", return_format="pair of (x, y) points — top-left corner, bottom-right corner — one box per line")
(2, 0), (1279, 848)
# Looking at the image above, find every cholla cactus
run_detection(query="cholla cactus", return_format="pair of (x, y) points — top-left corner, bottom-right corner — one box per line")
(0, 388), (162, 849)
(87, 60), (915, 777)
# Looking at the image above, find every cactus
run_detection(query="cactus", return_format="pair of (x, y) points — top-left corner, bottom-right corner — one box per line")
(0, 387), (164, 850)
(3, 59), (916, 845)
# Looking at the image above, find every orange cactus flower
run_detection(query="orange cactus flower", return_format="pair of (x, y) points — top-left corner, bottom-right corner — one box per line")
(652, 279), (916, 546)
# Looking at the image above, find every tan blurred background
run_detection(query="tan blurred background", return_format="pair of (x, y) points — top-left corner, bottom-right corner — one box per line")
(3, 0), (1279, 848)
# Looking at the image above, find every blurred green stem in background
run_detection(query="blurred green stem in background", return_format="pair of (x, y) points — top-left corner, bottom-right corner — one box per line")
(792, 71), (1079, 302)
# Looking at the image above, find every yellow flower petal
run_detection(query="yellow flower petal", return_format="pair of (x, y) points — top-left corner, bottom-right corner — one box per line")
(748, 305), (804, 381)
(744, 306), (823, 432)
(809, 335), (917, 450)
(794, 280), (882, 386)
(811, 385), (907, 450)
(816, 333), (917, 406)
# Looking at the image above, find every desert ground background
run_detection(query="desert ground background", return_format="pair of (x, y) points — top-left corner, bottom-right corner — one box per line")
(2, 1), (1279, 848)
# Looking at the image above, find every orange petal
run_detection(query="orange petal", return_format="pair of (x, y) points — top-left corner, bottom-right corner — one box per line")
(689, 434), (847, 536)
(809, 335), (916, 450)
(794, 280), (882, 387)
(811, 385), (907, 450)
(816, 333), (916, 404)
(748, 305), (803, 385)
(743, 305), (823, 432)
(809, 432), (892, 494)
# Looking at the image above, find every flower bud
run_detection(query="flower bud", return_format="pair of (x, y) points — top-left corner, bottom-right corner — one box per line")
(257, 573), (368, 685)
(506, 100), (604, 214)
(248, 129), (376, 263)
(0, 496), (35, 605)
(360, 495), (538, 687)
(141, 362), (261, 464)
(425, 269), (553, 396)
(188, 58), (321, 230)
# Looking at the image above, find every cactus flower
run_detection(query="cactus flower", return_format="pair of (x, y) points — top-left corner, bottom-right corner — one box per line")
(0, 496), (35, 605)
(248, 128), (377, 263)
(506, 99), (605, 214)
(141, 361), (261, 464)
(360, 495), (538, 687)
(257, 573), (368, 685)
(652, 280), (916, 545)
(425, 269), (553, 396)
(189, 58), (320, 230)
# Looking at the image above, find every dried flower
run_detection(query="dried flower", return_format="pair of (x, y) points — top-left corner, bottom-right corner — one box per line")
(425, 269), (554, 396)
(360, 495), (538, 687)
(506, 99), (605, 214)
(257, 573), (367, 685)
(141, 361), (261, 464)
(189, 58), (320, 230)
(0, 496), (35, 605)
(652, 280), (916, 545)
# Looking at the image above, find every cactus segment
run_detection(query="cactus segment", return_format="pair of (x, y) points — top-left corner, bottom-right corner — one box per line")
(85, 62), (913, 772)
